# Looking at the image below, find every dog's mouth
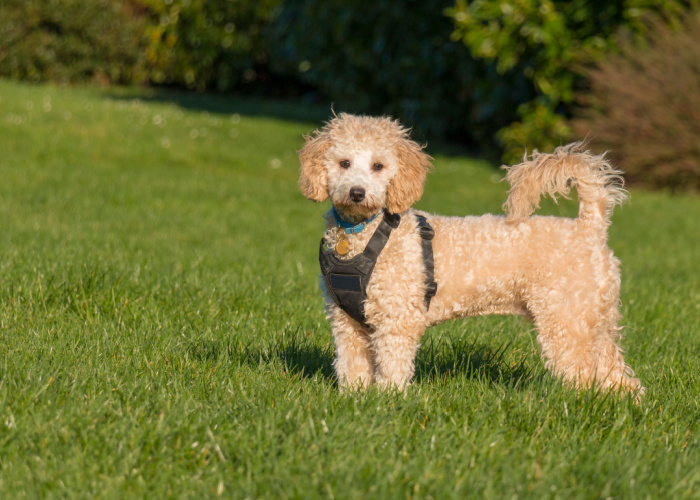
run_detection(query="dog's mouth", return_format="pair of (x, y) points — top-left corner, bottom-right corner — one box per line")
(334, 195), (383, 223)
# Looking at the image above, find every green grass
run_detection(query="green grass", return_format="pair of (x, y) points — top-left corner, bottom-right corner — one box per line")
(0, 78), (699, 499)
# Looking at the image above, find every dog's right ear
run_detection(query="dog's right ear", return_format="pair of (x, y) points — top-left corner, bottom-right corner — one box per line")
(298, 129), (330, 202)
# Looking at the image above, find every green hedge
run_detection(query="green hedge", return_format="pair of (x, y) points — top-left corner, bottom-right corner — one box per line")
(270, 0), (697, 159)
(141, 0), (279, 91)
(0, 0), (280, 91)
(268, 0), (530, 150)
(448, 0), (697, 161)
(0, 0), (147, 84)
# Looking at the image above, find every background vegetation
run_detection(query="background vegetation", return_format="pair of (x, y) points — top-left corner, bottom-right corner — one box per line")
(572, 13), (700, 190)
(141, 0), (280, 92)
(1, 0), (698, 185)
(269, 0), (490, 146)
(0, 0), (148, 85)
(447, 0), (696, 160)
(1, 79), (699, 498)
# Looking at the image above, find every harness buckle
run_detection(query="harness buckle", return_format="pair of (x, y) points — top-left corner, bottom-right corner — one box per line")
(383, 212), (401, 228)
(349, 223), (365, 234)
(418, 225), (435, 240)
(416, 215), (435, 240)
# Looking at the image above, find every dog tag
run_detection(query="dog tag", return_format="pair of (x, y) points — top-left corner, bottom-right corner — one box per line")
(335, 233), (350, 255)
(336, 238), (350, 255)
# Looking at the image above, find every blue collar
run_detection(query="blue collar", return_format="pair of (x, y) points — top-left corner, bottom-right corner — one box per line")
(332, 207), (383, 234)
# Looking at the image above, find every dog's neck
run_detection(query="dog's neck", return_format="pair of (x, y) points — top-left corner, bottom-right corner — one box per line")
(323, 207), (384, 260)
(332, 206), (383, 233)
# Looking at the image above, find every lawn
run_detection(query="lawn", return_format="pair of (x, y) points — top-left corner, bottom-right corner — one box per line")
(0, 78), (699, 499)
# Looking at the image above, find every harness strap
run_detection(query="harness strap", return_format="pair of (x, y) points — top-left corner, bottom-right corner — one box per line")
(363, 211), (400, 261)
(318, 211), (437, 326)
(415, 214), (438, 308)
(319, 211), (400, 326)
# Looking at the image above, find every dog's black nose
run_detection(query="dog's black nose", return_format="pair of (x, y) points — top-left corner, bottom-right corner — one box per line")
(349, 187), (365, 203)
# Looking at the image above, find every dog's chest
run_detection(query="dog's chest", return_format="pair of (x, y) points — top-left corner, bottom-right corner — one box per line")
(323, 225), (377, 260)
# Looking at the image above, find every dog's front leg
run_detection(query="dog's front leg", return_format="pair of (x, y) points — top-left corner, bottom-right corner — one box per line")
(329, 306), (374, 390)
(371, 316), (425, 390)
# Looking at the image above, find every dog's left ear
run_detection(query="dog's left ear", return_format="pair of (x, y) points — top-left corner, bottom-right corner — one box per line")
(298, 129), (330, 202)
(386, 138), (432, 214)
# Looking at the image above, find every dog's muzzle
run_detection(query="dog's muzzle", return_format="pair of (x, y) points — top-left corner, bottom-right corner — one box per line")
(349, 187), (365, 203)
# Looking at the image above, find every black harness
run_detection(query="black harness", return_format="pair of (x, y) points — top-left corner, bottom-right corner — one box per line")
(319, 211), (438, 326)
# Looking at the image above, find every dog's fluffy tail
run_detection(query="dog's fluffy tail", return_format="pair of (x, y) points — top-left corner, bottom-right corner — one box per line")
(502, 142), (628, 225)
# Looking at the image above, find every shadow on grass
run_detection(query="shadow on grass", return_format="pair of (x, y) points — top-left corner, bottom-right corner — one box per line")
(104, 87), (329, 126)
(414, 335), (536, 390)
(188, 330), (536, 390)
(187, 332), (335, 382)
(102, 87), (478, 159)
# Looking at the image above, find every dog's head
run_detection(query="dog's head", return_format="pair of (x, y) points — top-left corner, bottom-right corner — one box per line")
(298, 113), (432, 222)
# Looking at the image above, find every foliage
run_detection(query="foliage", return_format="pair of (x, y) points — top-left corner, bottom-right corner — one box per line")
(571, 13), (700, 190)
(0, 0), (281, 91)
(141, 0), (280, 91)
(269, 0), (520, 147)
(447, 0), (698, 162)
(0, 0), (148, 84)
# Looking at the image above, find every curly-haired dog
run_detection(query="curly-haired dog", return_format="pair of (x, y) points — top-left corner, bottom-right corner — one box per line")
(299, 113), (642, 395)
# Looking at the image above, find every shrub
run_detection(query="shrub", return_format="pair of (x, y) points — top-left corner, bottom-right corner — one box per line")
(0, 0), (147, 85)
(571, 13), (700, 190)
(268, 0), (528, 149)
(141, 0), (280, 91)
(447, 0), (696, 162)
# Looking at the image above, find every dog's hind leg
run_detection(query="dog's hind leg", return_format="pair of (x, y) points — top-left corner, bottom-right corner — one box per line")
(529, 291), (641, 394)
(329, 306), (375, 390)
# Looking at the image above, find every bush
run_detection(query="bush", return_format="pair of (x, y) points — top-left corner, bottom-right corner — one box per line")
(0, 0), (147, 85)
(447, 0), (696, 162)
(571, 13), (700, 190)
(141, 0), (280, 91)
(0, 0), (280, 92)
(269, 0), (530, 149)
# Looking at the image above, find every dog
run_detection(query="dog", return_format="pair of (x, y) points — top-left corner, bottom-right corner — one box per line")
(299, 113), (642, 396)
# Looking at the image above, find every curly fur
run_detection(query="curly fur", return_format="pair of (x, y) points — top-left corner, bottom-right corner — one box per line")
(299, 113), (643, 397)
(503, 142), (628, 223)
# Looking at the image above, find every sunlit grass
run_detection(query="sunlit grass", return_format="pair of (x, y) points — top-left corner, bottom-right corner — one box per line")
(0, 79), (699, 498)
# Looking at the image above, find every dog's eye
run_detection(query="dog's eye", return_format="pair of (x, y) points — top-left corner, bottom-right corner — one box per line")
(372, 163), (384, 171)
(339, 160), (350, 169)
